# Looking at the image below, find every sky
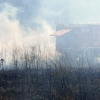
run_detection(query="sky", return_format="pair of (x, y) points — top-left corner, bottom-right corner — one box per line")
(0, 0), (100, 48)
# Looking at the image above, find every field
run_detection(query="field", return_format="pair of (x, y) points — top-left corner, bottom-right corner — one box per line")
(0, 45), (100, 100)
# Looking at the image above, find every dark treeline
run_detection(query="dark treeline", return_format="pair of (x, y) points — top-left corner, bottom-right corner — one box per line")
(0, 45), (100, 100)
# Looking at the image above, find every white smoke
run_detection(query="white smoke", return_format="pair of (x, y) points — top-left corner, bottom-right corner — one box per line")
(0, 3), (55, 48)
(0, 3), (56, 66)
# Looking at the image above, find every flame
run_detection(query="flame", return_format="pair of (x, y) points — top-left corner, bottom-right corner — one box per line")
(50, 29), (70, 36)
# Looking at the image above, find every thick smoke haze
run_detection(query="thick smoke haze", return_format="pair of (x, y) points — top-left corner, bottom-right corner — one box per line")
(0, 2), (55, 49)
(0, 0), (100, 48)
(42, 0), (100, 24)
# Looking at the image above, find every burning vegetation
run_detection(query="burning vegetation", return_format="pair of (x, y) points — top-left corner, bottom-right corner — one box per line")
(51, 24), (100, 64)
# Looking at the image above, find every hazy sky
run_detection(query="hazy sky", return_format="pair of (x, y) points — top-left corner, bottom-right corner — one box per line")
(0, 0), (100, 48)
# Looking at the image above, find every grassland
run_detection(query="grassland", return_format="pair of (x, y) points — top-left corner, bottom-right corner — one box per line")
(0, 44), (100, 100)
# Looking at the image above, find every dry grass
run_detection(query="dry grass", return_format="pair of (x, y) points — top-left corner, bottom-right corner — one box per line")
(0, 44), (99, 100)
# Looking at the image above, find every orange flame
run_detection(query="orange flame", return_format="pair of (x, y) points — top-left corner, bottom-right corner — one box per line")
(50, 29), (70, 36)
